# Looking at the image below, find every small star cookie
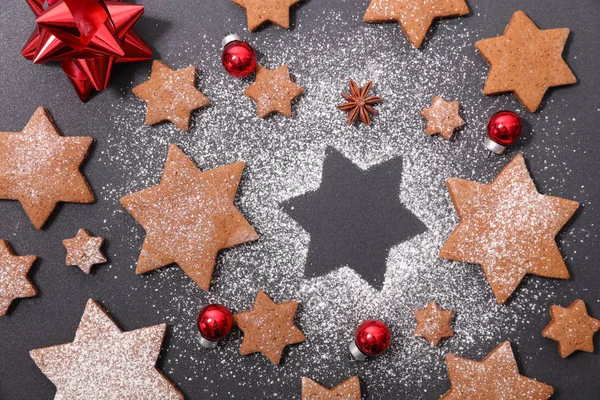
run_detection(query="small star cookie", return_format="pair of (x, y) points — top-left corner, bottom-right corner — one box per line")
(233, 291), (305, 365)
(133, 60), (210, 132)
(0, 240), (37, 316)
(420, 96), (465, 140)
(301, 376), (361, 400)
(542, 299), (600, 358)
(63, 228), (107, 274)
(230, 0), (302, 31)
(244, 65), (303, 118)
(414, 301), (453, 346)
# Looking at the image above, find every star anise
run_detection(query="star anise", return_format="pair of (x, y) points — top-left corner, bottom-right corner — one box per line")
(337, 79), (383, 126)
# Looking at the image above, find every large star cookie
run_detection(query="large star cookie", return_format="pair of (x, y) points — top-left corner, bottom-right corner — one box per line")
(133, 60), (210, 132)
(0, 240), (36, 316)
(440, 154), (579, 304)
(121, 144), (258, 290)
(542, 299), (600, 358)
(414, 301), (453, 346)
(420, 96), (465, 140)
(233, 291), (305, 365)
(364, 0), (469, 48)
(0, 107), (94, 229)
(441, 341), (554, 399)
(475, 11), (576, 112)
(301, 376), (361, 400)
(230, 0), (302, 31)
(244, 65), (303, 118)
(30, 299), (183, 399)
(63, 228), (107, 274)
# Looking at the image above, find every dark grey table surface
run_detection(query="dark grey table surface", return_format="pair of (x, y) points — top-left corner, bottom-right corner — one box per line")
(1, 0), (599, 399)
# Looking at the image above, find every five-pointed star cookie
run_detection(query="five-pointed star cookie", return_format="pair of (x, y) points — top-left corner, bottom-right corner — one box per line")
(364, 0), (469, 48)
(30, 299), (183, 399)
(244, 65), (303, 118)
(475, 11), (576, 112)
(230, 0), (302, 31)
(0, 107), (94, 229)
(0, 240), (36, 316)
(301, 376), (361, 400)
(414, 301), (453, 346)
(63, 228), (107, 274)
(420, 96), (465, 140)
(542, 299), (600, 358)
(441, 341), (554, 399)
(439, 154), (579, 304)
(233, 290), (305, 365)
(120, 144), (258, 291)
(133, 60), (210, 132)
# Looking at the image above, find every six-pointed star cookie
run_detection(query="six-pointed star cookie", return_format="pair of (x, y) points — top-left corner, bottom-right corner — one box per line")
(441, 341), (554, 399)
(475, 11), (576, 112)
(542, 299), (600, 358)
(233, 290), (305, 365)
(63, 228), (107, 274)
(0, 107), (94, 229)
(420, 96), (465, 140)
(230, 0), (302, 31)
(414, 301), (453, 346)
(120, 144), (258, 290)
(301, 376), (361, 400)
(30, 299), (183, 399)
(439, 154), (579, 304)
(0, 240), (37, 316)
(244, 65), (303, 118)
(133, 60), (210, 132)
(364, 0), (469, 48)
(281, 147), (426, 290)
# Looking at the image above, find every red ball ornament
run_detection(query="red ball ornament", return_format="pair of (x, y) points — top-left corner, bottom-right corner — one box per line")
(221, 34), (256, 78)
(349, 320), (391, 360)
(485, 111), (522, 155)
(197, 304), (233, 348)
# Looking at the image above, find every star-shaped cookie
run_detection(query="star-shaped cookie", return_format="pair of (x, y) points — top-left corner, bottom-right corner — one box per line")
(0, 240), (36, 316)
(441, 341), (554, 399)
(120, 144), (258, 291)
(230, 0), (302, 31)
(244, 65), (303, 118)
(542, 299), (600, 358)
(414, 301), (453, 346)
(133, 60), (210, 132)
(301, 376), (361, 400)
(233, 291), (305, 365)
(364, 0), (469, 48)
(63, 228), (107, 274)
(30, 299), (183, 399)
(439, 154), (579, 304)
(475, 11), (576, 112)
(420, 96), (465, 140)
(0, 107), (94, 229)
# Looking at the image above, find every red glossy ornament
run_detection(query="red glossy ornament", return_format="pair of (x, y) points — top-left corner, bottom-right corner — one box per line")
(349, 320), (391, 360)
(221, 34), (256, 78)
(485, 111), (522, 155)
(197, 304), (233, 348)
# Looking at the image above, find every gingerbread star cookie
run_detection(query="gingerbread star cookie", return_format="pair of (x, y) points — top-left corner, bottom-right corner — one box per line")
(414, 301), (453, 346)
(30, 299), (183, 399)
(120, 144), (258, 291)
(301, 376), (361, 400)
(364, 0), (469, 48)
(475, 11), (576, 112)
(0, 107), (94, 229)
(542, 299), (600, 358)
(230, 0), (302, 31)
(244, 65), (303, 118)
(420, 96), (465, 140)
(0, 240), (36, 316)
(440, 154), (579, 304)
(133, 60), (210, 132)
(63, 228), (107, 274)
(233, 291), (305, 365)
(441, 341), (554, 399)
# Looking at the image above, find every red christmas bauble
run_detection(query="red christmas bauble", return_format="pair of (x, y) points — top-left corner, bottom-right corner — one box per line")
(354, 320), (391, 357)
(221, 34), (256, 78)
(485, 111), (522, 154)
(197, 304), (233, 341)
